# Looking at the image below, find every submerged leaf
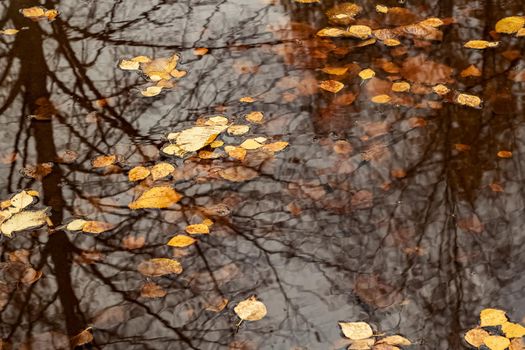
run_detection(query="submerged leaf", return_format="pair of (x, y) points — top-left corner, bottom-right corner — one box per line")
(138, 258), (182, 276)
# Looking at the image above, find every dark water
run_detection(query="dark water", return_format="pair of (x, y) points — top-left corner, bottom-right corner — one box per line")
(1, 0), (525, 349)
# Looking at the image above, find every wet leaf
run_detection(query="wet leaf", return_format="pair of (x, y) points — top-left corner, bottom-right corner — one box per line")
(359, 69), (375, 80)
(8, 190), (38, 213)
(92, 154), (117, 168)
(137, 258), (182, 276)
(141, 282), (167, 298)
(119, 59), (140, 70)
(186, 223), (210, 234)
(484, 336), (511, 350)
(21, 163), (53, 180)
(21, 267), (42, 285)
(122, 236), (145, 250)
(510, 338), (525, 350)
(373, 344), (401, 350)
(326, 3), (362, 25)
(0, 29), (19, 35)
(228, 125), (250, 136)
(141, 54), (179, 81)
(376, 5), (389, 13)
(245, 111), (264, 123)
(464, 40), (499, 49)
(501, 322), (525, 338)
(320, 80), (344, 93)
(141, 86), (163, 97)
(339, 322), (373, 340)
(371, 95), (391, 104)
(239, 96), (256, 103)
(218, 166), (258, 182)
(465, 327), (490, 347)
(495, 16), (525, 34)
(128, 186), (183, 209)
(164, 125), (227, 157)
(376, 335), (411, 346)
(240, 138), (266, 150)
(234, 296), (267, 321)
(321, 67), (349, 75)
(193, 47), (209, 56)
(82, 221), (114, 234)
(480, 308), (508, 327)
(348, 25), (372, 39)
(225, 146), (247, 160)
(433, 84), (450, 95)
(65, 219), (87, 231)
(497, 150), (512, 158)
(1, 209), (49, 237)
(349, 338), (375, 349)
(261, 141), (289, 153)
(456, 93), (482, 108)
(70, 329), (93, 347)
(205, 298), (228, 312)
(391, 81), (410, 92)
(167, 235), (197, 247)
(150, 162), (174, 181)
(460, 65), (482, 78)
(21, 7), (58, 21)
(128, 166), (151, 181)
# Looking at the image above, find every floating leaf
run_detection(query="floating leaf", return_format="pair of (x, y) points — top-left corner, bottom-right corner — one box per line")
(92, 154), (117, 168)
(320, 80), (344, 93)
(347, 25), (372, 39)
(465, 327), (490, 347)
(205, 116), (229, 126)
(464, 40), (499, 49)
(245, 111), (264, 123)
(348, 338), (375, 350)
(383, 38), (401, 46)
(193, 47), (209, 56)
(21, 7), (58, 21)
(359, 69), (375, 80)
(502, 322), (525, 338)
(480, 308), (508, 327)
(167, 235), (197, 247)
(240, 138), (266, 150)
(377, 335), (411, 346)
(497, 150), (512, 158)
(82, 221), (114, 234)
(21, 267), (42, 285)
(339, 322), (374, 340)
(261, 141), (289, 153)
(128, 186), (182, 209)
(326, 3), (362, 25)
(495, 16), (525, 34)
(371, 95), (392, 104)
(225, 146), (247, 160)
(164, 125), (228, 157)
(128, 166), (150, 181)
(119, 59), (140, 70)
(138, 258), (182, 276)
(21, 163), (53, 180)
(65, 219), (87, 231)
(234, 296), (267, 321)
(239, 96), (256, 103)
(8, 190), (38, 213)
(391, 81), (410, 92)
(141, 54), (179, 81)
(376, 5), (388, 13)
(456, 93), (482, 108)
(227, 125), (250, 136)
(0, 29), (19, 35)
(218, 166), (258, 182)
(141, 86), (163, 97)
(150, 162), (174, 181)
(186, 223), (210, 234)
(317, 27), (347, 37)
(433, 84), (450, 95)
(1, 209), (49, 237)
(484, 336), (511, 350)
(70, 329), (93, 347)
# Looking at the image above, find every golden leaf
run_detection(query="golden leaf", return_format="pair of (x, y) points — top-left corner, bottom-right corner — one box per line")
(371, 95), (392, 104)
(150, 162), (174, 181)
(167, 235), (197, 247)
(66, 219), (87, 231)
(240, 138), (265, 150)
(205, 116), (229, 126)
(210, 140), (224, 148)
(464, 327), (490, 347)
(137, 258), (182, 276)
(44, 9), (58, 21)
(357, 38), (377, 47)
(131, 55), (151, 63)
(20, 7), (46, 18)
(319, 80), (344, 93)
(119, 59), (140, 70)
(1, 209), (49, 237)
(91, 154), (117, 168)
(245, 111), (264, 123)
(419, 18), (445, 27)
(480, 308), (508, 327)
(240, 96), (256, 103)
(464, 40), (499, 49)
(234, 296), (267, 321)
(348, 25), (372, 39)
(227, 125), (250, 136)
(225, 146), (247, 160)
(510, 338), (525, 350)
(433, 84), (450, 95)
(193, 47), (209, 56)
(0, 29), (19, 35)
(186, 223), (210, 234)
(294, 0), (320, 3)
(164, 125), (227, 156)
(321, 67), (349, 75)
(383, 38), (401, 46)
(339, 322), (373, 340)
(456, 93), (482, 108)
(262, 141), (289, 153)
(495, 16), (525, 34)
(359, 68), (375, 80)
(141, 86), (163, 97)
(82, 221), (114, 234)
(317, 27), (347, 37)
(460, 65), (482, 78)
(128, 166), (151, 181)
(348, 338), (375, 350)
(141, 54), (179, 81)
(391, 82), (411, 92)
(517, 28), (525, 37)
(9, 190), (37, 213)
(128, 186), (182, 209)
(502, 322), (525, 338)
(377, 335), (411, 346)
(170, 69), (187, 78)
(484, 336), (511, 350)
(198, 150), (222, 159)
(376, 5), (388, 13)
(497, 150), (513, 158)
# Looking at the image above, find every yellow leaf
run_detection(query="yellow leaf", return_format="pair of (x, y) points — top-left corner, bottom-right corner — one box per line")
(82, 221), (114, 234)
(186, 223), (210, 234)
(0, 29), (19, 35)
(193, 47), (209, 56)
(1, 209), (49, 237)
(262, 141), (289, 153)
(245, 111), (264, 123)
(497, 150), (513, 158)
(240, 96), (256, 103)
(495, 16), (525, 34)
(227, 125), (250, 136)
(20, 7), (46, 18)
(240, 138), (265, 150)
(502, 322), (525, 338)
(371, 94), (392, 104)
(294, 0), (320, 3)
(376, 5), (388, 13)
(348, 25), (372, 39)
(234, 296), (267, 321)
(44, 9), (58, 21)
(392, 81), (411, 92)
(128, 166), (150, 181)
(210, 140), (224, 148)
(119, 59), (140, 70)
(128, 186), (182, 209)
(8, 190), (37, 213)
(357, 38), (377, 47)
(317, 27), (347, 37)
(321, 67), (349, 75)
(137, 258), (182, 276)
(480, 308), (508, 327)
(359, 68), (375, 80)
(167, 235), (197, 247)
(464, 328), (490, 347)
(66, 219), (87, 231)
(377, 335), (411, 346)
(456, 93), (482, 108)
(517, 28), (525, 37)
(225, 146), (247, 160)
(348, 338), (375, 350)
(433, 84), (450, 96)
(484, 336), (511, 350)
(164, 125), (228, 156)
(205, 116), (229, 126)
(464, 40), (499, 49)
(383, 38), (401, 46)
(131, 55), (151, 63)
(419, 17), (445, 27)
(150, 162), (174, 181)
(339, 322), (373, 340)
(141, 86), (163, 97)
(141, 54), (179, 81)
(319, 80), (344, 93)
(91, 154), (117, 168)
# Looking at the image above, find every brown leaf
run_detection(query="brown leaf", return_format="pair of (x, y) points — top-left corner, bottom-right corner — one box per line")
(141, 282), (167, 298)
